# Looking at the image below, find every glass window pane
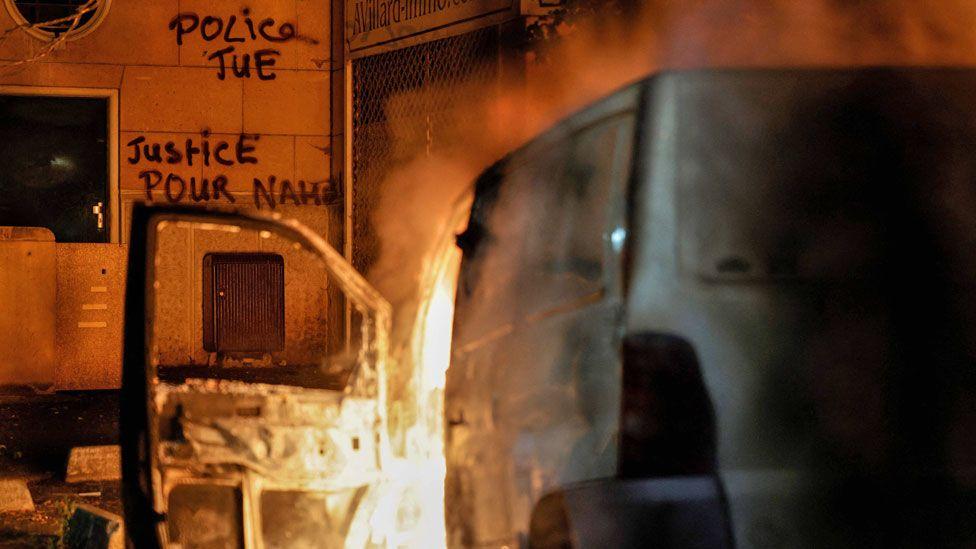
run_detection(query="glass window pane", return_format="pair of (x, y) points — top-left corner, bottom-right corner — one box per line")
(0, 95), (109, 243)
(12, 0), (96, 33)
(466, 113), (634, 319)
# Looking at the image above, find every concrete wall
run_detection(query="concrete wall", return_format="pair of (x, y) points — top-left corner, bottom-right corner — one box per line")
(153, 222), (331, 368)
(0, 227), (56, 388)
(54, 244), (127, 390)
(0, 0), (337, 389)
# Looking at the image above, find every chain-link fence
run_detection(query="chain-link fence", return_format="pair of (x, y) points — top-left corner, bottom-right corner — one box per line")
(351, 27), (501, 275)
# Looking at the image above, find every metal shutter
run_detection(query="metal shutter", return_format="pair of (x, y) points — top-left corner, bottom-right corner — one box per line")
(203, 253), (285, 353)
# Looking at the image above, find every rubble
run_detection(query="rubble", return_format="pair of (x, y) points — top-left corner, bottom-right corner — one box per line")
(63, 503), (124, 549)
(0, 478), (34, 513)
(65, 446), (121, 483)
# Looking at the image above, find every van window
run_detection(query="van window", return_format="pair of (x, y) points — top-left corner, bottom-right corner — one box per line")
(460, 112), (635, 324)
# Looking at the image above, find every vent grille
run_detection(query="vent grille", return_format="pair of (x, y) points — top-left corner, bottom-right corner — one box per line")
(203, 253), (284, 353)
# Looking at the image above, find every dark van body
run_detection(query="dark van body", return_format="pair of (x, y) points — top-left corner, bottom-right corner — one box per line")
(446, 69), (976, 548)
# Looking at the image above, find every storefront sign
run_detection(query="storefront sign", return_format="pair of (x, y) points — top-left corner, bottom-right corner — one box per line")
(346, 0), (517, 56)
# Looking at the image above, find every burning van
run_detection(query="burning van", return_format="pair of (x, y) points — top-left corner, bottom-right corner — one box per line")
(445, 68), (976, 548)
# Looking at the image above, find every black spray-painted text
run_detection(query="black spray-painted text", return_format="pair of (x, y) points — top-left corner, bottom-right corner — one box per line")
(130, 132), (338, 209)
(169, 10), (316, 80)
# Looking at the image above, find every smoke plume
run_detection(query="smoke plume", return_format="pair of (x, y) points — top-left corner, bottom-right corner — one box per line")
(366, 0), (976, 398)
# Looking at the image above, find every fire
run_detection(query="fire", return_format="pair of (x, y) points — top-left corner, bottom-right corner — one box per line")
(360, 191), (469, 548)
(399, 194), (470, 548)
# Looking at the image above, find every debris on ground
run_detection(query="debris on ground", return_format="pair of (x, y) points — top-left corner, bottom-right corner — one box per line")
(63, 503), (124, 549)
(0, 391), (121, 544)
(66, 446), (121, 483)
(0, 479), (34, 513)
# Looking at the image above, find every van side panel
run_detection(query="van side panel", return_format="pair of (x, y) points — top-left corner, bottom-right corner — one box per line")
(627, 69), (976, 548)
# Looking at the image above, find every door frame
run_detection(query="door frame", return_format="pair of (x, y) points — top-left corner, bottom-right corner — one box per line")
(0, 85), (120, 243)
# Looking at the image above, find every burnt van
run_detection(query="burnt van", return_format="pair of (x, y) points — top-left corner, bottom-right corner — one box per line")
(445, 68), (976, 548)
(120, 206), (405, 548)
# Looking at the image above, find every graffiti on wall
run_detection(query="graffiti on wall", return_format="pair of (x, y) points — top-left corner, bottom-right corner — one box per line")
(169, 10), (319, 80)
(129, 132), (339, 210)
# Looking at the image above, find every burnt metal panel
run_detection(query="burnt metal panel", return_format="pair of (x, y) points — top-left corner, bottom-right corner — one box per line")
(203, 253), (284, 353)
(261, 490), (353, 548)
(167, 484), (244, 548)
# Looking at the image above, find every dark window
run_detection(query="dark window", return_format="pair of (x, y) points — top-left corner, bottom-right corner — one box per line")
(0, 94), (109, 243)
(459, 112), (635, 322)
(12, 0), (96, 34)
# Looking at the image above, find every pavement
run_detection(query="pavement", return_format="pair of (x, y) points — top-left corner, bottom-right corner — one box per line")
(0, 390), (121, 546)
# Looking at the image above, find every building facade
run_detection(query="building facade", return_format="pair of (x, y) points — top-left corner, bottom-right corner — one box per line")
(0, 0), (560, 390)
(0, 0), (338, 389)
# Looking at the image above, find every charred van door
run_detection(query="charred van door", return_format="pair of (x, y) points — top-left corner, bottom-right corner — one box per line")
(0, 93), (111, 242)
(122, 205), (393, 548)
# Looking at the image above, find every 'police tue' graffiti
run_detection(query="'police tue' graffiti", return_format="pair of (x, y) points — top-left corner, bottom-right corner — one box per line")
(169, 9), (319, 81)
